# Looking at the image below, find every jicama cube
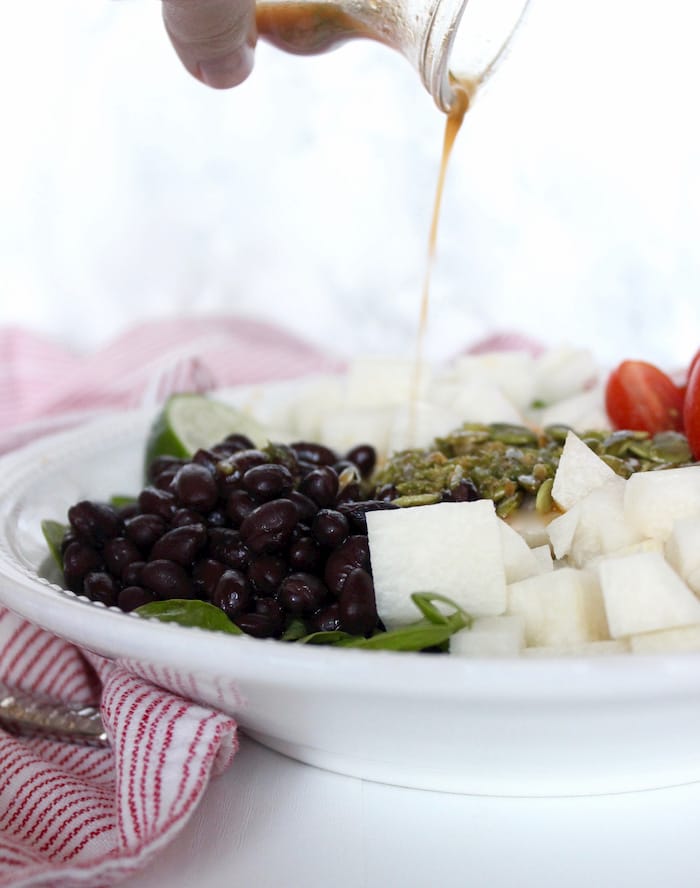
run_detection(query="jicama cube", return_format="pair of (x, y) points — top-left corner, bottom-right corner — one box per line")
(284, 376), (344, 440)
(447, 379), (523, 424)
(564, 482), (643, 567)
(506, 507), (552, 548)
(629, 624), (700, 654)
(624, 466), (700, 541)
(522, 639), (629, 657)
(530, 347), (598, 405)
(507, 567), (608, 648)
(453, 352), (536, 410)
(547, 504), (581, 560)
(688, 566), (700, 597)
(664, 517), (700, 583)
(450, 615), (525, 657)
(499, 520), (545, 583)
(345, 357), (428, 407)
(552, 431), (618, 511)
(531, 544), (554, 573)
(387, 402), (468, 452)
(318, 406), (394, 455)
(531, 385), (609, 431)
(597, 551), (700, 638)
(366, 501), (506, 629)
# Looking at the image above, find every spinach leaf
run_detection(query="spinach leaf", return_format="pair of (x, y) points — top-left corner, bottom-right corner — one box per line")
(41, 520), (69, 570)
(297, 630), (355, 645)
(110, 495), (137, 508)
(298, 593), (471, 652)
(341, 593), (470, 651)
(135, 599), (243, 635)
(281, 618), (311, 641)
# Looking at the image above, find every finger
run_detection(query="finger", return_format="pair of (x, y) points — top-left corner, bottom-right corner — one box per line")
(162, 0), (257, 89)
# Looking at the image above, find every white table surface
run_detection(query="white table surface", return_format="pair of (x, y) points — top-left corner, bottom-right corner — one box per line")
(124, 735), (700, 888)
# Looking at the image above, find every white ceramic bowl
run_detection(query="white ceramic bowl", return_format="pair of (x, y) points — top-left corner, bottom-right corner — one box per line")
(2, 407), (700, 797)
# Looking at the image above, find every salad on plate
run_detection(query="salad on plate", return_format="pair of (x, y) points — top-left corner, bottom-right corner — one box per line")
(42, 345), (700, 659)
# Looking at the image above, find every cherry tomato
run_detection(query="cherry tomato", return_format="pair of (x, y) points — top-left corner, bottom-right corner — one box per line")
(605, 360), (685, 434)
(684, 356), (700, 459)
(678, 350), (700, 403)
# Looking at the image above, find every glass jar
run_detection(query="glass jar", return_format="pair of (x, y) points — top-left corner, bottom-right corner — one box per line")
(256, 0), (530, 112)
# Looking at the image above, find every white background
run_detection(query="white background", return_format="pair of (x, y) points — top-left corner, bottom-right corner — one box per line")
(1, 0), (700, 366)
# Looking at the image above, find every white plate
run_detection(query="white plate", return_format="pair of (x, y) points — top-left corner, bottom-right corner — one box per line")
(2, 406), (700, 797)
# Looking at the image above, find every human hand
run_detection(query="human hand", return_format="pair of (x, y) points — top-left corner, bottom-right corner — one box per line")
(162, 0), (256, 88)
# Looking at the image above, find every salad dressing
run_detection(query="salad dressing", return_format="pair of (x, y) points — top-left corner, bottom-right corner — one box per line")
(409, 78), (477, 435)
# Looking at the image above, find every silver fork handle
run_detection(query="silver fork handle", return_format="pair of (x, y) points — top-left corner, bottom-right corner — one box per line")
(0, 683), (109, 748)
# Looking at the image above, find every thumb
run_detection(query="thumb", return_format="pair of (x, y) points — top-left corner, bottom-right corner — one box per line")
(162, 0), (257, 88)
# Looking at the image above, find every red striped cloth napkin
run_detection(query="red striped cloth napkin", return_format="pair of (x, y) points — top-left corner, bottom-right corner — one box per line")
(0, 316), (342, 887)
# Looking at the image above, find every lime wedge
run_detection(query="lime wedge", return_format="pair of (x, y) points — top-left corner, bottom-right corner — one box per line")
(145, 394), (268, 469)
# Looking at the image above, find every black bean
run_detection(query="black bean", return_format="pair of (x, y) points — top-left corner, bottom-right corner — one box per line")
(309, 603), (342, 633)
(221, 433), (255, 451)
(288, 490), (318, 523)
(122, 561), (145, 587)
(141, 559), (195, 599)
(150, 524), (207, 566)
(212, 570), (252, 617)
(345, 444), (377, 478)
(152, 466), (179, 491)
(254, 599), (285, 634)
(299, 466), (339, 508)
(234, 613), (278, 638)
(291, 441), (337, 467)
(247, 555), (287, 595)
(278, 573), (328, 615)
(296, 460), (318, 479)
(103, 537), (142, 579)
(287, 536), (321, 572)
(170, 507), (204, 529)
(118, 585), (156, 612)
(225, 489), (257, 527)
(124, 513), (168, 552)
(224, 449), (269, 476)
(323, 535), (370, 596)
(83, 571), (118, 607)
(311, 509), (349, 548)
(337, 500), (399, 534)
(173, 464), (218, 513)
(63, 542), (103, 592)
(443, 479), (479, 503)
(335, 482), (361, 505)
(339, 568), (378, 635)
(207, 528), (250, 570)
(116, 502), (140, 521)
(375, 484), (399, 503)
(243, 464), (294, 502)
(191, 448), (219, 473)
(60, 530), (77, 555)
(68, 501), (120, 547)
(240, 498), (298, 554)
(193, 558), (227, 598)
(210, 442), (245, 459)
(147, 456), (185, 484)
(207, 508), (227, 527)
(138, 487), (177, 521)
